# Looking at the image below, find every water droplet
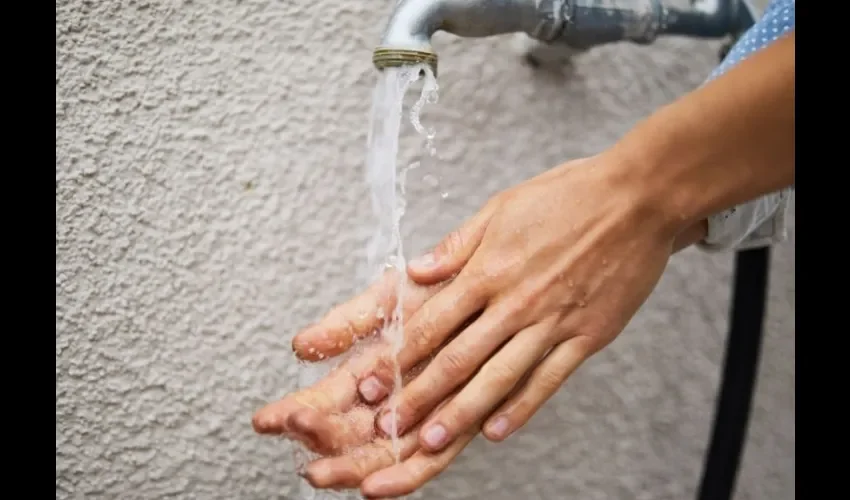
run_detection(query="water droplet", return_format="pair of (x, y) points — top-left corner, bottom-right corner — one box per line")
(577, 300), (587, 308)
(441, 191), (449, 199)
(567, 279), (574, 288)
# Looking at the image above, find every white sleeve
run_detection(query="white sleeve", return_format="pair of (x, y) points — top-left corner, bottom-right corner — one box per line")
(696, 1), (795, 253)
(698, 188), (793, 252)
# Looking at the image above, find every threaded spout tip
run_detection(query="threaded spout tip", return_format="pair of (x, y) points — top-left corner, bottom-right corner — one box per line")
(372, 47), (438, 76)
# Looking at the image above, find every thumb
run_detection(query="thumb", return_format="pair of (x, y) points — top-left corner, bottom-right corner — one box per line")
(407, 202), (496, 284)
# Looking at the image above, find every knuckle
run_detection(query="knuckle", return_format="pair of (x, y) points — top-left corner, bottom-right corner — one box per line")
(464, 254), (518, 291)
(401, 387), (432, 419)
(513, 284), (543, 314)
(536, 367), (564, 395)
(438, 347), (473, 380)
(371, 355), (398, 384)
(571, 322), (609, 354)
(408, 319), (439, 350)
(456, 265), (491, 295)
(479, 359), (521, 390)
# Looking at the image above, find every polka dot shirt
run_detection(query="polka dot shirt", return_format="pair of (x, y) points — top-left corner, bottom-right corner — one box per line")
(699, 0), (795, 252)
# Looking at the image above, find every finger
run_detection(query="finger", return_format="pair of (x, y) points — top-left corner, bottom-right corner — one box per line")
(482, 337), (592, 442)
(303, 423), (421, 490)
(292, 270), (400, 361)
(357, 278), (487, 404)
(374, 305), (519, 436)
(286, 405), (376, 456)
(359, 312), (475, 404)
(303, 392), (457, 490)
(418, 322), (555, 452)
(293, 272), (451, 362)
(407, 201), (496, 284)
(252, 362), (361, 434)
(360, 424), (479, 498)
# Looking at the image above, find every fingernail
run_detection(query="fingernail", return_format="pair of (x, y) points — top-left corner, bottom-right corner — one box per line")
(423, 424), (447, 449)
(486, 416), (510, 440)
(378, 412), (397, 436)
(409, 253), (436, 269)
(358, 376), (387, 403)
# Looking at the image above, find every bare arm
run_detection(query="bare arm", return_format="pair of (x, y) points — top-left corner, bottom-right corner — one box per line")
(613, 31), (795, 239)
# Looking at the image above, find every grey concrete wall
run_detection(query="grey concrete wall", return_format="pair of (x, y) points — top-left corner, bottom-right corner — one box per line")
(56, 0), (793, 499)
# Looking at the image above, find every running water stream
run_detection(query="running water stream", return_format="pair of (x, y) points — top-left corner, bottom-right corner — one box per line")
(296, 64), (438, 500)
(366, 64), (438, 460)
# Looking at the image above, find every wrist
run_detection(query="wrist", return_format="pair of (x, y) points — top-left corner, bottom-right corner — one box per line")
(604, 32), (795, 241)
(594, 143), (698, 242)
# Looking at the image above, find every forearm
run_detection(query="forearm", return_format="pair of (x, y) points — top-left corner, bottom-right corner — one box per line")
(614, 31), (795, 236)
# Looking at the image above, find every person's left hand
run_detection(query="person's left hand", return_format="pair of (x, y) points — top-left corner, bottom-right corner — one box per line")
(296, 152), (704, 496)
(254, 270), (486, 498)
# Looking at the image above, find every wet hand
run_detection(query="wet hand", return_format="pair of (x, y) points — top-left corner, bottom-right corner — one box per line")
(255, 271), (484, 497)
(348, 154), (695, 466)
(252, 268), (440, 453)
(253, 345), (451, 494)
(292, 387), (481, 499)
(252, 340), (386, 458)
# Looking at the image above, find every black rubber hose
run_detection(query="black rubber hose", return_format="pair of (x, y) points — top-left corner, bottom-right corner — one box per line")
(695, 247), (771, 500)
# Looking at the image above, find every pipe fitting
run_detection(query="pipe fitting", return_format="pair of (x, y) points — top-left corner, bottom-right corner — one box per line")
(373, 0), (751, 75)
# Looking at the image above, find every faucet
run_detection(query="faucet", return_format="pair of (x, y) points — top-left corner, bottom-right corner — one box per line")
(373, 0), (757, 75)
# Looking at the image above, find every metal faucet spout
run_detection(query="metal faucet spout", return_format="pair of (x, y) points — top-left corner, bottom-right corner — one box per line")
(373, 0), (558, 75)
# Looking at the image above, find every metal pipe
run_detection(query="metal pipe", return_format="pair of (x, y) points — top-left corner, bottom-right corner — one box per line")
(373, 0), (754, 74)
(663, 0), (755, 39)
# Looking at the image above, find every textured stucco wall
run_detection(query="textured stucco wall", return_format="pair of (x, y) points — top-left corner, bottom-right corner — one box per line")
(56, 0), (793, 499)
